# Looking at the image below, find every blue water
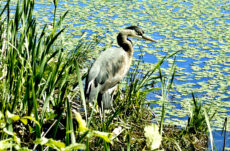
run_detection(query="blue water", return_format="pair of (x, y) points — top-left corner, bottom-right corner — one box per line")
(3, 0), (228, 149)
(56, 1), (229, 148)
(212, 130), (230, 150)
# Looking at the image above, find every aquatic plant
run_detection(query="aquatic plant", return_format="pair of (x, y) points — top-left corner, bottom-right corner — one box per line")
(0, 0), (227, 150)
(0, 0), (91, 150)
(144, 124), (162, 150)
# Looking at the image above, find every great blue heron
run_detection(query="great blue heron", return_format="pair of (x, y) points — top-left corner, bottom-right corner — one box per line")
(84, 26), (157, 111)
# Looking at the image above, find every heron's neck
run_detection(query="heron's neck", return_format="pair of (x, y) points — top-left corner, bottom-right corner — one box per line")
(117, 30), (133, 56)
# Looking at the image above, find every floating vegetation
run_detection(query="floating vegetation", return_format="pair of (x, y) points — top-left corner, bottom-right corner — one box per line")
(25, 0), (230, 130)
(0, 0), (230, 150)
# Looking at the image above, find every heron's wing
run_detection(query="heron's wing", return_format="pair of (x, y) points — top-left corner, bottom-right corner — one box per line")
(85, 47), (130, 102)
(96, 48), (129, 91)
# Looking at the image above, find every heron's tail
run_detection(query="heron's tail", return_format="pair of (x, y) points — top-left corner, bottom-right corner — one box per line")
(85, 78), (100, 104)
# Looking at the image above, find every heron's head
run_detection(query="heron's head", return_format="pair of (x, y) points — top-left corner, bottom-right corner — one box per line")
(125, 26), (157, 43)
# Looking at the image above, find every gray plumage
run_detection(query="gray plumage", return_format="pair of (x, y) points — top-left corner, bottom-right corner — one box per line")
(84, 26), (157, 110)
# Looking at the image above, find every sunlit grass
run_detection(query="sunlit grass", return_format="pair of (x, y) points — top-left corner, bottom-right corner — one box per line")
(0, 0), (227, 150)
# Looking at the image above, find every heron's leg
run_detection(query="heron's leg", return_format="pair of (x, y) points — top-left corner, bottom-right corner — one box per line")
(99, 106), (102, 122)
(99, 101), (105, 125)
(98, 93), (103, 122)
(101, 85), (118, 110)
(101, 92), (113, 109)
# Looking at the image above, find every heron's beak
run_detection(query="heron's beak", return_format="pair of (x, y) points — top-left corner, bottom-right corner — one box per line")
(142, 34), (158, 43)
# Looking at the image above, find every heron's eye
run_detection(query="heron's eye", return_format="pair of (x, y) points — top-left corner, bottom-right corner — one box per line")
(137, 32), (142, 36)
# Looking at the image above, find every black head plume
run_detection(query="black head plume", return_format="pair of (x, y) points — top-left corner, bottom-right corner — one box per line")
(126, 26), (144, 36)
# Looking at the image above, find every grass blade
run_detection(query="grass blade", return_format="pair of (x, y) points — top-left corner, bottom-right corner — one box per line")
(204, 108), (213, 151)
(75, 62), (88, 122)
(222, 117), (227, 151)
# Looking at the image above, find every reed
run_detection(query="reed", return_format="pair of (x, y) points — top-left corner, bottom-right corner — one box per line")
(0, 0), (221, 150)
(0, 0), (83, 150)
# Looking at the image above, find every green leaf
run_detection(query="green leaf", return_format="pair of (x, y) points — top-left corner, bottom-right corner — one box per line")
(34, 137), (65, 149)
(92, 131), (112, 143)
(47, 139), (65, 149)
(17, 147), (33, 151)
(6, 111), (20, 121)
(34, 137), (49, 145)
(0, 111), (4, 119)
(63, 143), (86, 151)
(21, 116), (40, 128)
(20, 118), (28, 125)
(75, 111), (88, 132)
(0, 138), (14, 150)
(75, 62), (87, 121)
(3, 128), (14, 136)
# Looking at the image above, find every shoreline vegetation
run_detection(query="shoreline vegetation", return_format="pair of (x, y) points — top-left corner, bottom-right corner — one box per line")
(0, 0), (228, 150)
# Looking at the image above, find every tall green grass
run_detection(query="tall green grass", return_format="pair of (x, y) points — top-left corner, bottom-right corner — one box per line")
(0, 0), (112, 150)
(0, 0), (221, 150)
(0, 0), (88, 150)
